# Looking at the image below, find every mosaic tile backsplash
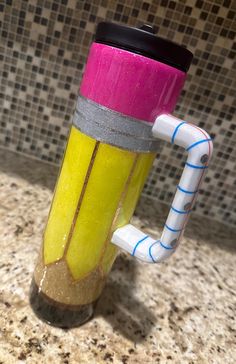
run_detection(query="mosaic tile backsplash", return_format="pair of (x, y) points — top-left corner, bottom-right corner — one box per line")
(0, 0), (235, 225)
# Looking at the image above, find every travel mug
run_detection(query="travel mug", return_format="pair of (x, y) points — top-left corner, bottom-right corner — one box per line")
(30, 23), (213, 328)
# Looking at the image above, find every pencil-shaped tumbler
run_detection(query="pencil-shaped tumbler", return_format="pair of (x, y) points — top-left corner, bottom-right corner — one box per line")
(30, 23), (213, 328)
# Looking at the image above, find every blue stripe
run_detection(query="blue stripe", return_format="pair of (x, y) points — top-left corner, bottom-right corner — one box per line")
(160, 241), (174, 250)
(186, 162), (208, 169)
(186, 138), (212, 151)
(132, 235), (149, 256)
(171, 122), (186, 144)
(171, 206), (191, 214)
(149, 241), (159, 262)
(164, 224), (182, 232)
(177, 185), (198, 194)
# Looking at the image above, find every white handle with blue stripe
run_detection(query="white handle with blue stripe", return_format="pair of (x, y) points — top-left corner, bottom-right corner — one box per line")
(111, 114), (213, 263)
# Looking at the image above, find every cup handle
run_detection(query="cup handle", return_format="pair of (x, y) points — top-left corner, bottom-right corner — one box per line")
(111, 114), (213, 263)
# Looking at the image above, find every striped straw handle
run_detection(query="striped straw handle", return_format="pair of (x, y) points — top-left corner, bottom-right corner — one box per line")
(111, 114), (213, 263)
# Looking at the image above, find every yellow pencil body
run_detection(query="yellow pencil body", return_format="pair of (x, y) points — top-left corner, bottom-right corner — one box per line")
(33, 126), (155, 313)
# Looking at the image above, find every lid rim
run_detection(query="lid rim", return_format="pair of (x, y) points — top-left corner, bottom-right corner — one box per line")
(95, 22), (193, 72)
(95, 40), (188, 72)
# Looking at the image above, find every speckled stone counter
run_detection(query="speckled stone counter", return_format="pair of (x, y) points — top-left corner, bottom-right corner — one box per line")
(0, 149), (235, 364)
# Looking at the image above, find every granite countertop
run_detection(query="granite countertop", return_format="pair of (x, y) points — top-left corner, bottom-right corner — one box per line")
(0, 149), (235, 364)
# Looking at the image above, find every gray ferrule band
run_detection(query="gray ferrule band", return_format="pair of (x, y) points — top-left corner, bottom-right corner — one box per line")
(72, 96), (160, 152)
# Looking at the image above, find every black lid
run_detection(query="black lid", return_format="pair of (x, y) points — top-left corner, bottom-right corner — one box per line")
(95, 22), (193, 72)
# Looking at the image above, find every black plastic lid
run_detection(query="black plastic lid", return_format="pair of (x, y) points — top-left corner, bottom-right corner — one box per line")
(95, 22), (193, 72)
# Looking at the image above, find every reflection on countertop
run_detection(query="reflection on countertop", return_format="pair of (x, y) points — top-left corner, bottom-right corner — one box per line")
(0, 149), (235, 363)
